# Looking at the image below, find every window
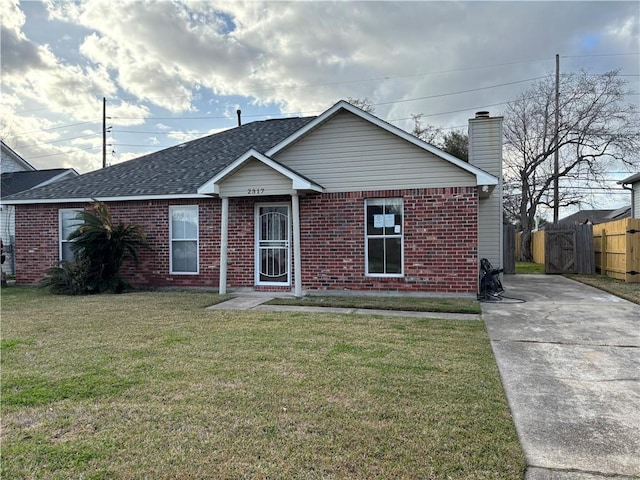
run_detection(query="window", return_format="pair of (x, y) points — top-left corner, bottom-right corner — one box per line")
(365, 198), (403, 276)
(59, 209), (82, 262)
(170, 206), (199, 274)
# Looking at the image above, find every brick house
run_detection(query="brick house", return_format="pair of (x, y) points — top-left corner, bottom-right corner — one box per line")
(5, 101), (503, 296)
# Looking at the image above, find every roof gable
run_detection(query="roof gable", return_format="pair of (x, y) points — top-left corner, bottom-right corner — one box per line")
(268, 100), (497, 187)
(198, 149), (323, 196)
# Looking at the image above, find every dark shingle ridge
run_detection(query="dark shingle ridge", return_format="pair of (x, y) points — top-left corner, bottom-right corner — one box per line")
(5, 116), (316, 201)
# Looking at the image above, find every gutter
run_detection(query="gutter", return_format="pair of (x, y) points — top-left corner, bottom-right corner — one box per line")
(617, 179), (635, 218)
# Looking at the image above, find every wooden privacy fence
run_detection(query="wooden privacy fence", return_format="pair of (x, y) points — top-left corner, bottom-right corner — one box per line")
(515, 230), (546, 264)
(593, 218), (640, 283)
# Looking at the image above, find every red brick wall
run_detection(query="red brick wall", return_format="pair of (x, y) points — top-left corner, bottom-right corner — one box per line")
(15, 187), (478, 293)
(15, 199), (222, 288)
(299, 187), (478, 294)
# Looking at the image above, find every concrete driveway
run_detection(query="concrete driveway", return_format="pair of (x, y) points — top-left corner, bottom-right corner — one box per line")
(482, 275), (640, 479)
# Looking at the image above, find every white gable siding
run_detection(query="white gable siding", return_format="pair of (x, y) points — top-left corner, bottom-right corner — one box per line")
(219, 159), (294, 197)
(633, 183), (640, 218)
(1, 143), (34, 173)
(274, 111), (475, 192)
(469, 116), (503, 268)
(1, 160), (24, 173)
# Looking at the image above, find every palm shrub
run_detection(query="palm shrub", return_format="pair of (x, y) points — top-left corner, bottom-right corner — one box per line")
(41, 200), (148, 294)
(40, 258), (91, 295)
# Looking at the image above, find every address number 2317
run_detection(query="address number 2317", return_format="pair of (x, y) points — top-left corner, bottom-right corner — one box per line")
(248, 188), (265, 195)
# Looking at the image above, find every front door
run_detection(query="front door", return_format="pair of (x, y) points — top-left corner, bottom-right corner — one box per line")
(256, 204), (290, 285)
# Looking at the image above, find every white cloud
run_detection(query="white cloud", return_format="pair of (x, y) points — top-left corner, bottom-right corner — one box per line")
(108, 102), (151, 127)
(2, 0), (638, 180)
(167, 129), (208, 143)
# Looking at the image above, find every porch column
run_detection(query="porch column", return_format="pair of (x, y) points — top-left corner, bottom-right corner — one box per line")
(291, 192), (303, 297)
(219, 196), (229, 294)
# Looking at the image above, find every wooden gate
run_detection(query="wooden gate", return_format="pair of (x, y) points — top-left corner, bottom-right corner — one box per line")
(545, 224), (594, 275)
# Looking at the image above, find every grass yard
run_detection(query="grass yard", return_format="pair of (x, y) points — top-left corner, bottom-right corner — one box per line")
(567, 274), (640, 304)
(1, 287), (525, 479)
(515, 262), (545, 274)
(266, 295), (480, 314)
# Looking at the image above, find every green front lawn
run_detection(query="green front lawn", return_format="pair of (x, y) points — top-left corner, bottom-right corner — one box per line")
(267, 295), (481, 314)
(1, 287), (524, 479)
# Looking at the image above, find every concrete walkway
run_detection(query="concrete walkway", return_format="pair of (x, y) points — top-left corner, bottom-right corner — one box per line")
(482, 275), (640, 479)
(207, 295), (481, 321)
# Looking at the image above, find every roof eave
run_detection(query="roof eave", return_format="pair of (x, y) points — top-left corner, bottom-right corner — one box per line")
(2, 193), (212, 205)
(618, 172), (640, 185)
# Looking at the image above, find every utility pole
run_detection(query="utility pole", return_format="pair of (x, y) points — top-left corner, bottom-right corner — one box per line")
(102, 97), (107, 169)
(553, 54), (560, 224)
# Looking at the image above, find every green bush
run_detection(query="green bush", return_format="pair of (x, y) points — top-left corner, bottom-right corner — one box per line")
(40, 200), (148, 295)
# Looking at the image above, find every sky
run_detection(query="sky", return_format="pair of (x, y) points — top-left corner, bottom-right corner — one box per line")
(1, 0), (639, 214)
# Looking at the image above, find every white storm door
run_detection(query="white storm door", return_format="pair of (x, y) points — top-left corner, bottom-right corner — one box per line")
(256, 204), (290, 285)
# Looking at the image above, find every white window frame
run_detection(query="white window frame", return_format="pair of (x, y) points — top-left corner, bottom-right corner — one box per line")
(169, 205), (199, 275)
(365, 198), (404, 277)
(59, 208), (82, 262)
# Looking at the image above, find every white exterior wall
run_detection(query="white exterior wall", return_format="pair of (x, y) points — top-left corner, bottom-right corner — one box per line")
(1, 143), (32, 276)
(1, 205), (15, 275)
(219, 159), (294, 197)
(275, 111), (476, 192)
(633, 183), (640, 218)
(469, 116), (503, 269)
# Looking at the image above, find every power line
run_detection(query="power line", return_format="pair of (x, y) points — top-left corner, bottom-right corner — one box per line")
(112, 143), (172, 148)
(372, 78), (546, 108)
(2, 121), (97, 139)
(561, 53), (639, 58)
(111, 77), (544, 121)
(6, 53), (638, 146)
(11, 132), (99, 150)
(114, 57), (556, 103)
(26, 145), (99, 159)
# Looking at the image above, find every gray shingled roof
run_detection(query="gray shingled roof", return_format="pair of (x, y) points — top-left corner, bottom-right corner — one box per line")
(1, 169), (76, 198)
(4, 116), (315, 201)
(558, 208), (630, 225)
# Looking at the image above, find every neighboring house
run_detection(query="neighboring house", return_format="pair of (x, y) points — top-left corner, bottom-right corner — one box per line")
(1, 140), (36, 173)
(619, 173), (640, 218)
(1, 141), (78, 275)
(4, 101), (503, 296)
(558, 207), (631, 226)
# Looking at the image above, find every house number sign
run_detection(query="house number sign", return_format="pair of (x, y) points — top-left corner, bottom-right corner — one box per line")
(247, 188), (265, 195)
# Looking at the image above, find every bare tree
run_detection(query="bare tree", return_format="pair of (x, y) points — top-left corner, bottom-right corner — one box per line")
(346, 97), (376, 114)
(410, 114), (442, 144)
(503, 69), (639, 261)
